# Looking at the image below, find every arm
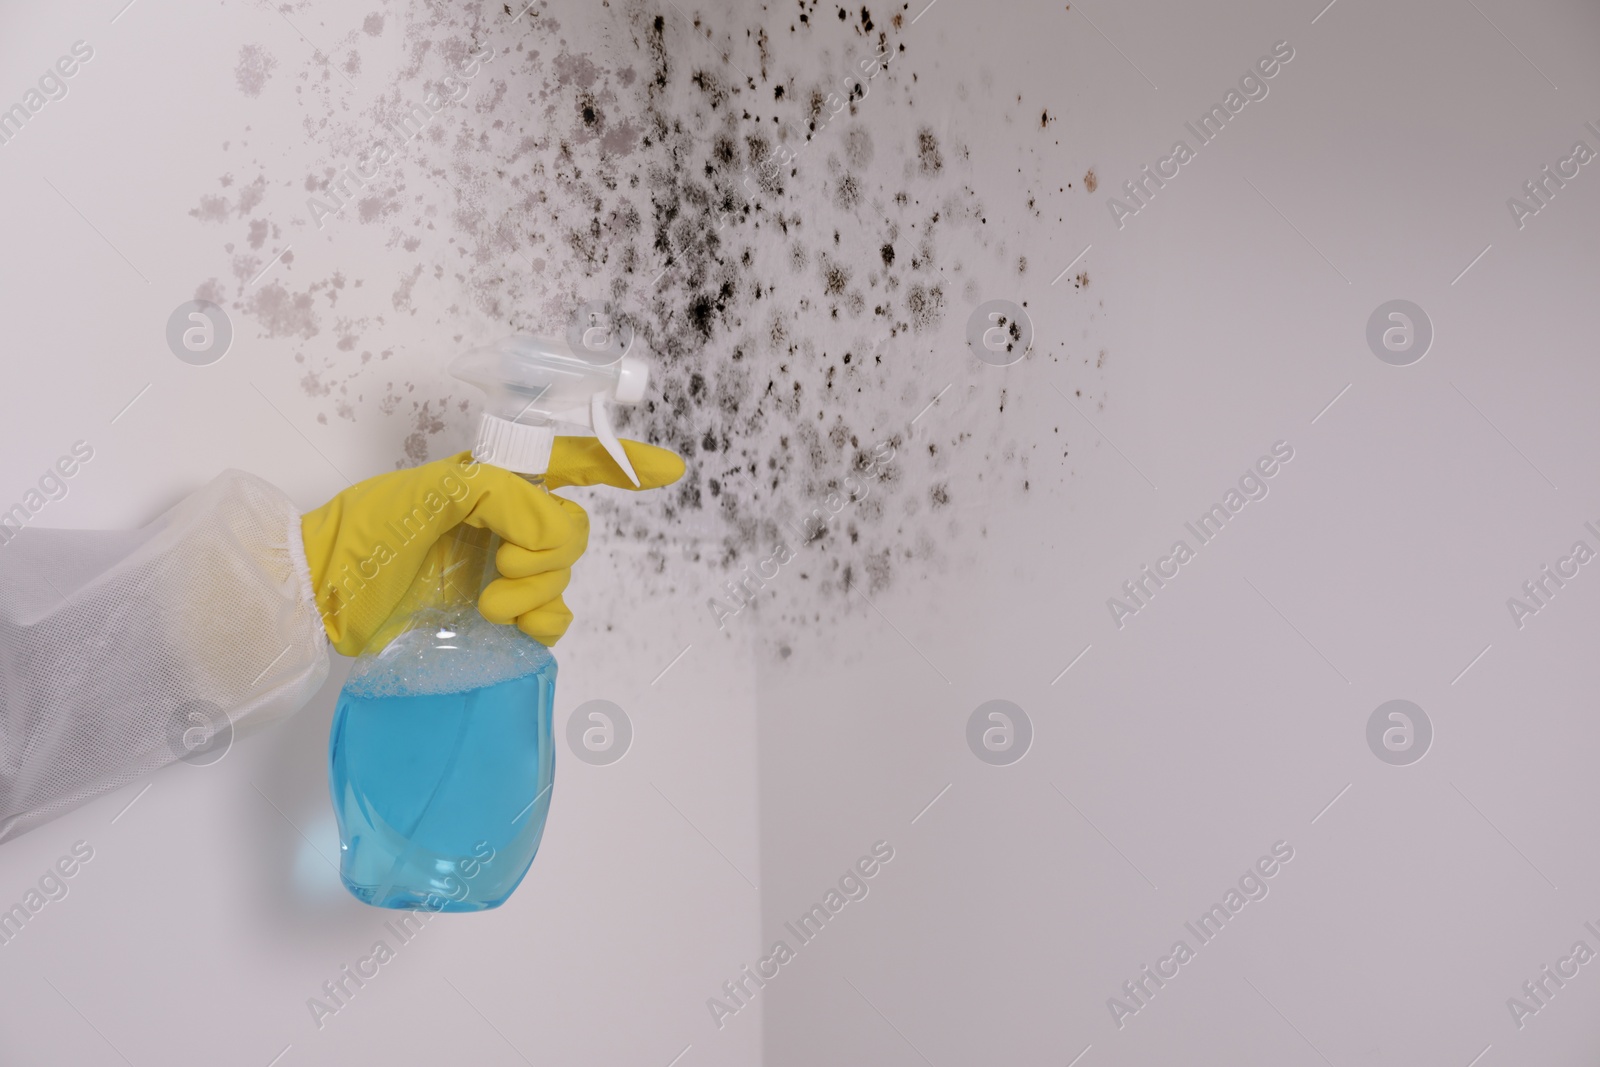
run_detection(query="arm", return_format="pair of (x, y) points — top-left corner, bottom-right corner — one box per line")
(0, 469), (329, 843)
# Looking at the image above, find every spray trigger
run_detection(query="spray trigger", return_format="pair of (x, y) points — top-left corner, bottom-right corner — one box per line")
(591, 392), (639, 487)
(453, 337), (651, 478)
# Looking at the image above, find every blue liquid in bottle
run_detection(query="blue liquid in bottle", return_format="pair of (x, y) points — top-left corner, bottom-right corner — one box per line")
(330, 526), (556, 912)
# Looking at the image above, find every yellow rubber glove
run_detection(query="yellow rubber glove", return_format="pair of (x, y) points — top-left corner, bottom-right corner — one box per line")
(301, 439), (684, 656)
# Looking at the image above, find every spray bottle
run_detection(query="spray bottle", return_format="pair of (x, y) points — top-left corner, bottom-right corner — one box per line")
(328, 334), (648, 912)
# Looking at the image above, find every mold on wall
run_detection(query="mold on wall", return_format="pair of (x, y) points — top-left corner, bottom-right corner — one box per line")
(188, 0), (1107, 650)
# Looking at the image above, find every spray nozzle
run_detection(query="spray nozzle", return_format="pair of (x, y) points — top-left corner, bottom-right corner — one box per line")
(451, 335), (650, 484)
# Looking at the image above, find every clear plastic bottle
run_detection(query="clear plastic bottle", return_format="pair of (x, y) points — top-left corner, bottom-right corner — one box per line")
(329, 517), (556, 912)
(329, 333), (647, 912)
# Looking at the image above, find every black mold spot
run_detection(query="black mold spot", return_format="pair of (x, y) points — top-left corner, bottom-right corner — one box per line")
(905, 283), (944, 330)
(822, 257), (850, 294)
(834, 173), (861, 208)
(916, 128), (942, 175)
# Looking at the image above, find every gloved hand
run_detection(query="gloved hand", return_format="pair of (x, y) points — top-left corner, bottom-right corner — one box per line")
(301, 438), (684, 655)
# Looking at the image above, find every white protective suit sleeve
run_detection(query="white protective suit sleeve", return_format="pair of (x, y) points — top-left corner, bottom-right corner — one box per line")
(0, 469), (330, 843)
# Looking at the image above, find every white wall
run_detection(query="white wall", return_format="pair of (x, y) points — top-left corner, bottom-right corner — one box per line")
(758, 1), (1600, 1066)
(6, 0), (1600, 1064)
(0, 2), (760, 1064)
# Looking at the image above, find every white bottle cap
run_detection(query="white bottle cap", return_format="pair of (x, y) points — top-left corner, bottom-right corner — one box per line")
(615, 355), (649, 404)
(473, 414), (555, 475)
